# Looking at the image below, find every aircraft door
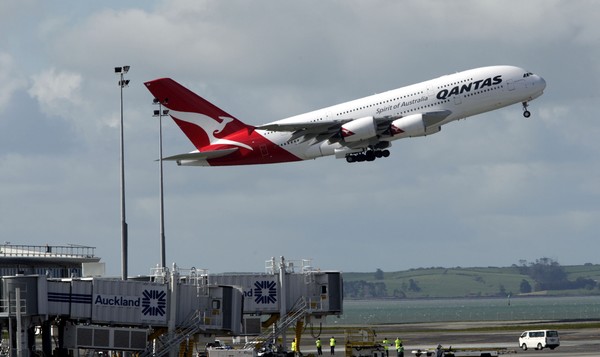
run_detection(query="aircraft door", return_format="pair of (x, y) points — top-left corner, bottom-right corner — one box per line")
(454, 95), (462, 105)
(512, 79), (526, 90)
(507, 80), (515, 91)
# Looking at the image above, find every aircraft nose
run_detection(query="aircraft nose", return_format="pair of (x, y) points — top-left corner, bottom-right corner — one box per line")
(537, 75), (546, 91)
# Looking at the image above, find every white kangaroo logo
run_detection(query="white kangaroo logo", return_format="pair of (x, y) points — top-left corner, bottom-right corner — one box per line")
(168, 110), (253, 150)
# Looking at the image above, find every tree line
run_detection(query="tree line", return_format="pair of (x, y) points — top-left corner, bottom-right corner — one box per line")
(343, 259), (599, 299)
(515, 258), (597, 292)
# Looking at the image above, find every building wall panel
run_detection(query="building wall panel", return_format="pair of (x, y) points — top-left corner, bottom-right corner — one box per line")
(46, 280), (71, 316)
(91, 279), (168, 326)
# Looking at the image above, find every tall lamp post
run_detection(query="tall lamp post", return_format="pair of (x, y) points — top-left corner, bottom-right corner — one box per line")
(115, 65), (130, 280)
(153, 98), (169, 269)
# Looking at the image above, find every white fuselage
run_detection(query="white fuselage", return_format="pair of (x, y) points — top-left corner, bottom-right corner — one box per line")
(257, 65), (546, 160)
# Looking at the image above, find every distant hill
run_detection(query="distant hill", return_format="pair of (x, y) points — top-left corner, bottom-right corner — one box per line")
(343, 263), (600, 299)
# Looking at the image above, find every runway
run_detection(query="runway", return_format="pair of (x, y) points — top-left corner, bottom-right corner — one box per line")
(291, 321), (600, 357)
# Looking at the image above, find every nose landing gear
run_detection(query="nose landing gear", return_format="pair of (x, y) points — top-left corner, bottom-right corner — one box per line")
(522, 101), (531, 118)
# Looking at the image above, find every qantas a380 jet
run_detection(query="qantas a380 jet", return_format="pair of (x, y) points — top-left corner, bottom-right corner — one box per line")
(144, 65), (546, 166)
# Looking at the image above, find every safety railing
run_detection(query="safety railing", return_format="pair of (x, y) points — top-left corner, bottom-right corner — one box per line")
(243, 297), (308, 350)
(0, 244), (95, 258)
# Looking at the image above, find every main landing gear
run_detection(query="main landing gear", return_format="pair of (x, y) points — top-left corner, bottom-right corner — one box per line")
(345, 149), (390, 163)
(522, 101), (531, 118)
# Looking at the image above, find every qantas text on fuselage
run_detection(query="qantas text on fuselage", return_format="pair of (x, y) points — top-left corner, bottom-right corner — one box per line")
(144, 65), (546, 166)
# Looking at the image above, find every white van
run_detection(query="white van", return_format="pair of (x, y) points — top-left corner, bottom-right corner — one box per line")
(519, 330), (560, 350)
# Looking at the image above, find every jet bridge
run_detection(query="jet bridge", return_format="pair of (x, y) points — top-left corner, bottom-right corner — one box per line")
(207, 257), (343, 350)
(209, 257), (342, 320)
(0, 268), (243, 356)
(0, 257), (342, 356)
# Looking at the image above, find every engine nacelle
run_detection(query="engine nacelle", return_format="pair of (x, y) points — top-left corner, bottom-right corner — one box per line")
(341, 116), (377, 143)
(389, 114), (426, 138)
(389, 114), (441, 138)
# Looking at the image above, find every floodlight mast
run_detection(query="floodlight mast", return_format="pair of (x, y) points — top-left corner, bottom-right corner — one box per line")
(115, 66), (130, 280)
(153, 98), (169, 269)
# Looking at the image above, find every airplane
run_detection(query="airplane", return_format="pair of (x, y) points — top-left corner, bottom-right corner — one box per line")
(144, 65), (546, 166)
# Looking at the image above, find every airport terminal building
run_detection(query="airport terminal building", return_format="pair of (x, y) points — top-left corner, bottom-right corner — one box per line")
(0, 244), (101, 278)
(0, 245), (343, 356)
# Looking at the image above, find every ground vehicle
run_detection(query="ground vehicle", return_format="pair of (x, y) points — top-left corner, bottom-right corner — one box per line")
(519, 330), (560, 350)
(206, 340), (232, 350)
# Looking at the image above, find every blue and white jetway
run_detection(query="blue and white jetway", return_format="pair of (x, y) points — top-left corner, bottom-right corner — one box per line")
(207, 257), (343, 343)
(209, 258), (342, 317)
(0, 258), (342, 356)
(0, 275), (242, 331)
(0, 272), (243, 356)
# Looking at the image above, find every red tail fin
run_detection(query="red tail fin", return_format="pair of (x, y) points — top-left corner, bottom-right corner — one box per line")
(144, 78), (253, 150)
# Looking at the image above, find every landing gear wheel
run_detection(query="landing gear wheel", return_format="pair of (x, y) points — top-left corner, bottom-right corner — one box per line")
(346, 148), (391, 163)
(522, 101), (531, 118)
(366, 151), (376, 161)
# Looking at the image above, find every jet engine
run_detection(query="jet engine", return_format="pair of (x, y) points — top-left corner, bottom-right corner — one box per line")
(341, 116), (377, 143)
(389, 114), (441, 138)
(389, 114), (425, 137)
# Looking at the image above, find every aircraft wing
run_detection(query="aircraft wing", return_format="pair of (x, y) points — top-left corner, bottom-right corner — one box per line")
(257, 112), (451, 144)
(257, 115), (401, 143)
(257, 120), (350, 132)
(162, 148), (238, 161)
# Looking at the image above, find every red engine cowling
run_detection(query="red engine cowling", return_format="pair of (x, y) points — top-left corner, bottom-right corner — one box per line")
(341, 116), (377, 143)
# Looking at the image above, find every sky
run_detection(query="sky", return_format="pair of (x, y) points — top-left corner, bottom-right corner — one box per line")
(1, 0), (599, 277)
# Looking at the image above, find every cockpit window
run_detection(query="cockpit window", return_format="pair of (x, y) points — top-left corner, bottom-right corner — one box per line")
(523, 72), (534, 78)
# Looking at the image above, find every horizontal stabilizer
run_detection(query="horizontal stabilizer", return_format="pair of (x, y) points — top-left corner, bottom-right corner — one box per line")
(162, 148), (238, 161)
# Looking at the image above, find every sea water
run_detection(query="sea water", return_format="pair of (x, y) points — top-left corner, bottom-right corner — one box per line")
(335, 296), (600, 324)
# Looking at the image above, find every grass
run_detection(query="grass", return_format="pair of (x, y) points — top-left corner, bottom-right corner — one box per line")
(344, 264), (600, 298)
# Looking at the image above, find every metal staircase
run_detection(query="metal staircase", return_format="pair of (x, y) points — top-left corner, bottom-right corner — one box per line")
(140, 311), (205, 357)
(243, 297), (308, 350)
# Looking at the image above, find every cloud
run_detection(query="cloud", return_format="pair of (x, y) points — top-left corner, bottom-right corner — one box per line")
(2, 0), (600, 276)
(28, 68), (84, 118)
(0, 53), (27, 114)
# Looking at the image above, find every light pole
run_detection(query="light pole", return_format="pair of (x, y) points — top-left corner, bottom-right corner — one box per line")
(153, 98), (169, 269)
(115, 65), (130, 280)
